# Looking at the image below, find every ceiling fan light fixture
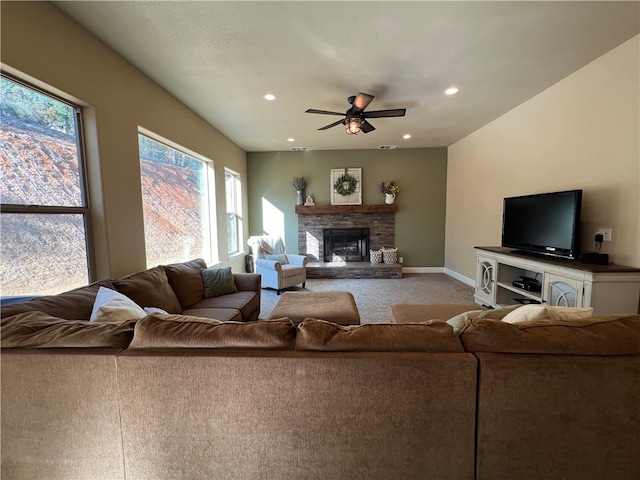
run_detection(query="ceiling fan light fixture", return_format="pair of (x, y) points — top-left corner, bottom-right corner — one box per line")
(346, 117), (362, 135)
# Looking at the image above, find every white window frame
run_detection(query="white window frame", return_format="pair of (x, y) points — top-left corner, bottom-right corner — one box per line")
(225, 167), (244, 257)
(138, 127), (218, 267)
(0, 73), (95, 295)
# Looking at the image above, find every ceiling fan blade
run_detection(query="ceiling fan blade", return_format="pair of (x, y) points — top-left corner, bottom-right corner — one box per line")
(362, 108), (407, 118)
(318, 119), (345, 130)
(361, 120), (376, 133)
(351, 93), (375, 112)
(305, 109), (346, 116)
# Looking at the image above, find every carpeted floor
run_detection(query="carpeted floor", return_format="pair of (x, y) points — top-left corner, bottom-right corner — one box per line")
(259, 273), (476, 324)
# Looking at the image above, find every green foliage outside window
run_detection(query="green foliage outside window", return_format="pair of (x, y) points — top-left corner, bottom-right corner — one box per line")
(0, 77), (75, 135)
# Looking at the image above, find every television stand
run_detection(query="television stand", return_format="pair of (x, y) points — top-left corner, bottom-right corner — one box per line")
(474, 246), (640, 314)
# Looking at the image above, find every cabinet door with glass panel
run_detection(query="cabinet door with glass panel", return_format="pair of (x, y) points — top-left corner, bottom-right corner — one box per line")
(543, 273), (584, 307)
(475, 256), (497, 305)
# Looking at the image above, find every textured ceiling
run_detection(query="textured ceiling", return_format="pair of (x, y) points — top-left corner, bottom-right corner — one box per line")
(54, 1), (639, 152)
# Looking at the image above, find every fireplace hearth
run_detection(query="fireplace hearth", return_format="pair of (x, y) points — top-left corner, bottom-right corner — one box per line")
(323, 228), (369, 262)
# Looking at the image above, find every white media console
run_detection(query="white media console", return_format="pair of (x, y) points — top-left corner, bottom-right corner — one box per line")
(474, 246), (640, 314)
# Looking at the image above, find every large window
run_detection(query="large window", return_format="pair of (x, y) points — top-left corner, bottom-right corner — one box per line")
(0, 74), (92, 296)
(139, 132), (216, 267)
(225, 168), (243, 256)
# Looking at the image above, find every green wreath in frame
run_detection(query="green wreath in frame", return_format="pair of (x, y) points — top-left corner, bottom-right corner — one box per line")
(334, 172), (358, 196)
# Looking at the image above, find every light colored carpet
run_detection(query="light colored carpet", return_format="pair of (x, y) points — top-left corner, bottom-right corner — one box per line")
(259, 273), (476, 324)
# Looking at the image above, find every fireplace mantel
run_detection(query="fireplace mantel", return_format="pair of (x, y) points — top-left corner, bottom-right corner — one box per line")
(295, 204), (397, 214)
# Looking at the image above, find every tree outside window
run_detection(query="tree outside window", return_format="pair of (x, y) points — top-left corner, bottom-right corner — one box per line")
(0, 74), (92, 296)
(138, 133), (216, 267)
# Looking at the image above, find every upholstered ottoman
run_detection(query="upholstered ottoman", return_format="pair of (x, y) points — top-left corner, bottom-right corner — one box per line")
(391, 303), (481, 324)
(268, 291), (360, 325)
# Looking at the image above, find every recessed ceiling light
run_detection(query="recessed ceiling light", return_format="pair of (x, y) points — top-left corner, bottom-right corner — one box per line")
(402, 134), (412, 140)
(263, 93), (276, 101)
(287, 138), (295, 142)
(444, 86), (459, 95)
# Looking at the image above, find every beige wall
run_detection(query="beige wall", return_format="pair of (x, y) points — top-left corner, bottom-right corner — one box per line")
(247, 148), (448, 267)
(446, 35), (640, 282)
(1, 1), (248, 279)
(4, 2), (637, 282)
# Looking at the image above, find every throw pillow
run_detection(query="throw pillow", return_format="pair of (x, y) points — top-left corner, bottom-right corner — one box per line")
(264, 254), (289, 264)
(143, 307), (169, 315)
(202, 267), (238, 298)
(89, 287), (147, 322)
(447, 305), (521, 336)
(501, 305), (593, 324)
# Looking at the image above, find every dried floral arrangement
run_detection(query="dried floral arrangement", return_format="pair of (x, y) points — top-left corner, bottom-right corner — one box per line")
(291, 177), (306, 191)
(379, 178), (399, 195)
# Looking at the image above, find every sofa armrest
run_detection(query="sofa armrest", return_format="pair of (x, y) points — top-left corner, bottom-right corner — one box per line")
(255, 259), (282, 271)
(286, 254), (308, 267)
(232, 273), (261, 292)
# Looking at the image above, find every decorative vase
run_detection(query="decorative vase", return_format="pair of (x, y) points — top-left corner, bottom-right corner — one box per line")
(384, 193), (396, 204)
(296, 190), (304, 206)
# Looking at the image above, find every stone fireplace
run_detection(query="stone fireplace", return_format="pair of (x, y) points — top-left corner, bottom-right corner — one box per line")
(296, 204), (397, 262)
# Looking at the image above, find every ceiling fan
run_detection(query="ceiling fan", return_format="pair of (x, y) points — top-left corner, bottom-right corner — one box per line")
(305, 92), (406, 135)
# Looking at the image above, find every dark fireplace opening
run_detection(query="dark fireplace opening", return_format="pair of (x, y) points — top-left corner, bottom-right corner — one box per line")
(323, 228), (369, 262)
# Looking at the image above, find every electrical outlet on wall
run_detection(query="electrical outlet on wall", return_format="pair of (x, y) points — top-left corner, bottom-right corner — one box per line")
(597, 228), (612, 242)
(399, 256), (404, 264)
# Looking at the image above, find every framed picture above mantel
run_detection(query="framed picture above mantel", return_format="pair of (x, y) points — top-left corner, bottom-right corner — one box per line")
(331, 168), (362, 205)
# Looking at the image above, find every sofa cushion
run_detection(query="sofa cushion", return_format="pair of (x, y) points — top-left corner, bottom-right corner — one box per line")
(161, 258), (207, 308)
(501, 304), (593, 323)
(202, 266), (238, 298)
(128, 315), (296, 350)
(187, 291), (260, 321)
(90, 287), (147, 322)
(0, 280), (115, 320)
(296, 319), (465, 352)
(179, 307), (242, 322)
(111, 266), (182, 314)
(460, 314), (640, 355)
(1, 311), (136, 348)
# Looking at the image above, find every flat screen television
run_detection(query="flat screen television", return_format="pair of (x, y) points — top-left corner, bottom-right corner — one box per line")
(501, 189), (583, 259)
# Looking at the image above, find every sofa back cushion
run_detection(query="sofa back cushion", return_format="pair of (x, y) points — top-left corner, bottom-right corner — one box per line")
(460, 314), (640, 355)
(128, 315), (296, 350)
(161, 258), (207, 308)
(296, 319), (465, 352)
(111, 266), (182, 314)
(0, 280), (115, 320)
(1, 311), (136, 348)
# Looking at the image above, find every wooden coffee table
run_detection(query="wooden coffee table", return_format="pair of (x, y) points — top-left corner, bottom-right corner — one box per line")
(268, 291), (360, 325)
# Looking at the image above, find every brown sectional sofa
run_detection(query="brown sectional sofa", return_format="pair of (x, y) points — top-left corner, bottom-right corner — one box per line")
(2, 281), (640, 480)
(1, 258), (261, 323)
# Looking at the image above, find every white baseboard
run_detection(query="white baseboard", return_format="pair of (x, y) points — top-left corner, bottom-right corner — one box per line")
(402, 267), (444, 274)
(401, 266), (475, 287)
(444, 268), (475, 287)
